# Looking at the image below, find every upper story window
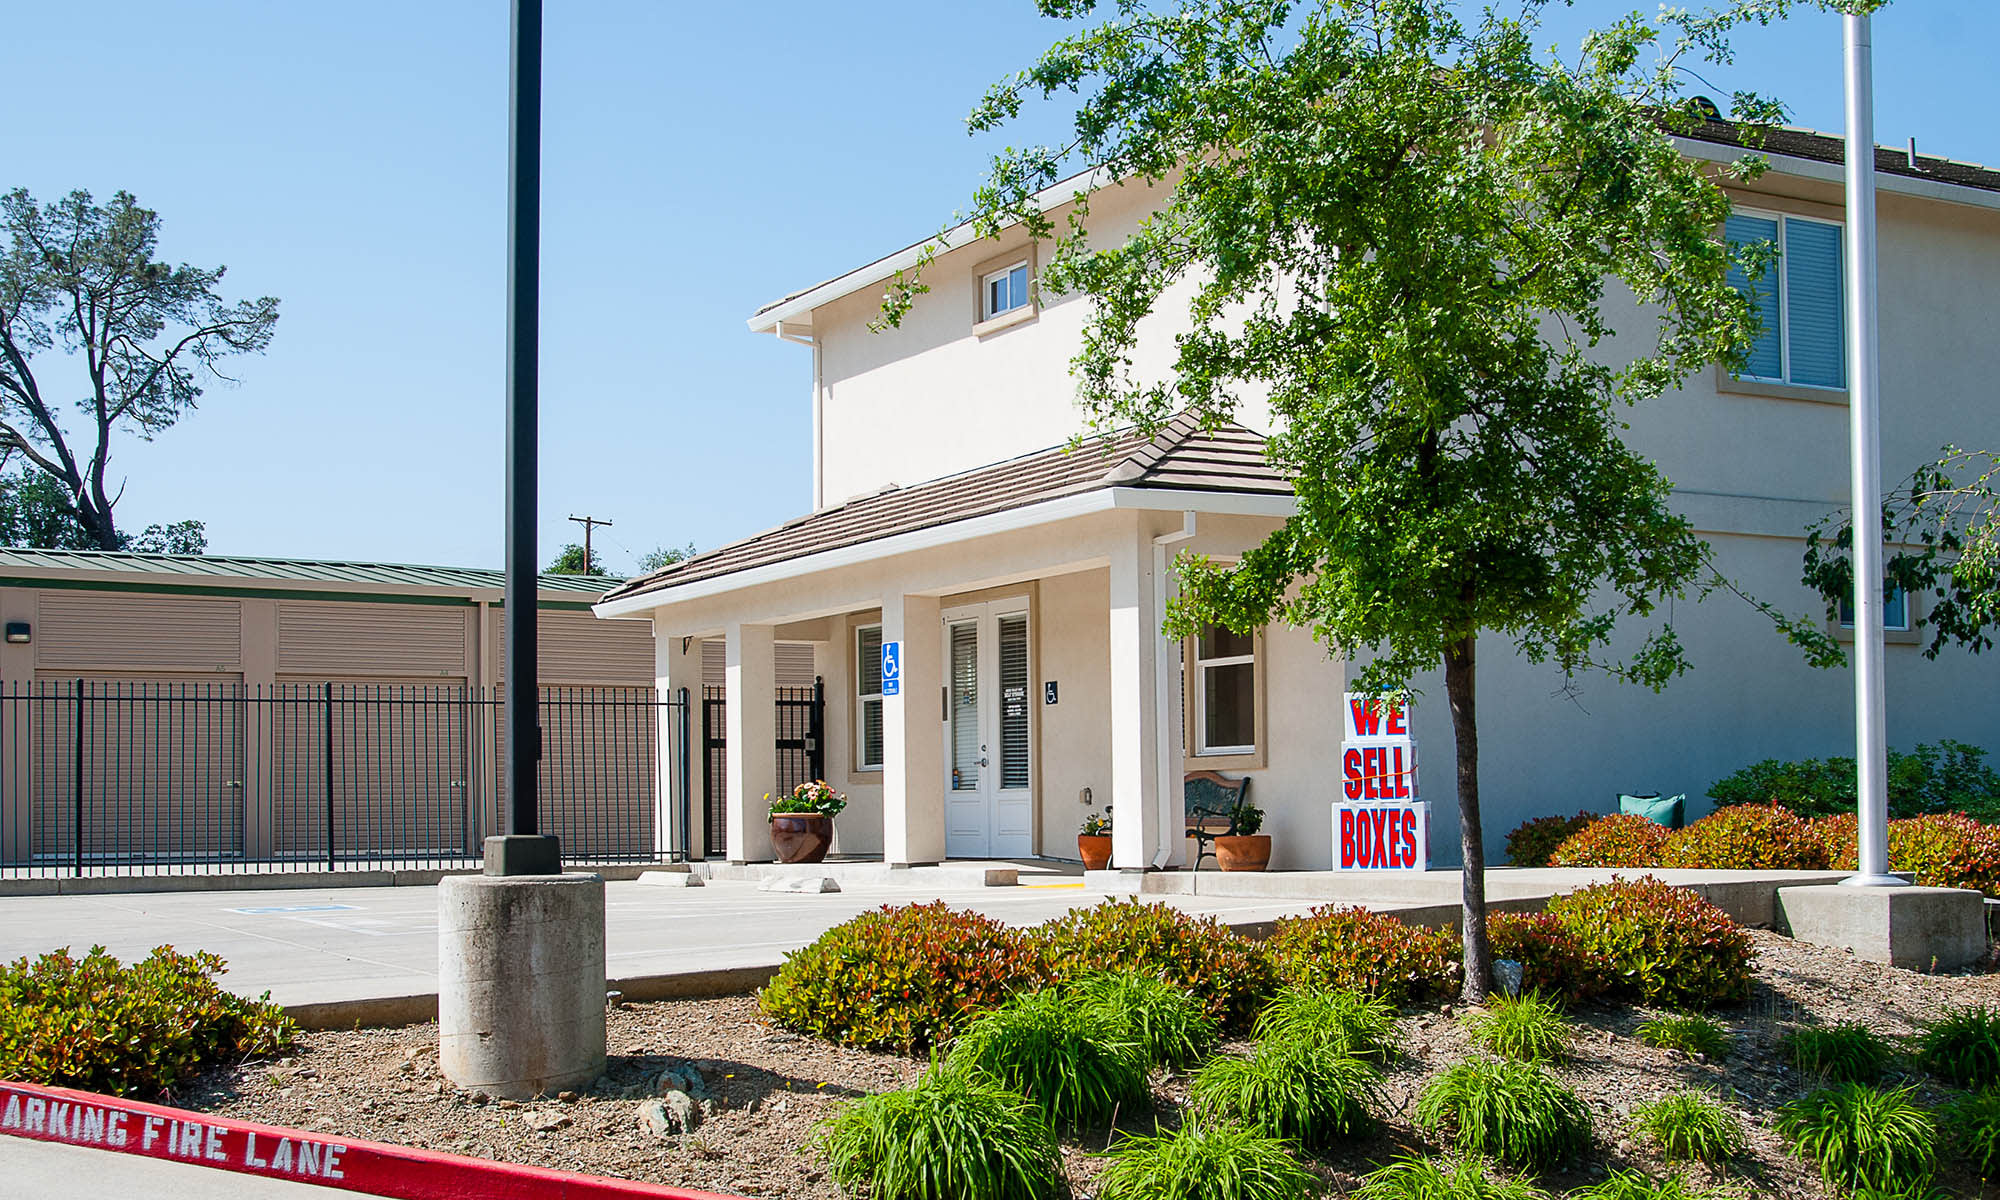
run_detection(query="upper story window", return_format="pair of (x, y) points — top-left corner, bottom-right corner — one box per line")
(1839, 584), (1911, 633)
(983, 261), (1030, 321)
(1725, 210), (1846, 390)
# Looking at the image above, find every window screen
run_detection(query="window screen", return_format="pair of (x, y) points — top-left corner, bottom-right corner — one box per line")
(999, 615), (1030, 789)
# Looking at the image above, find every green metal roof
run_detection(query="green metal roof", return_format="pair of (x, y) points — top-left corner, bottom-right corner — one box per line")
(0, 549), (621, 597)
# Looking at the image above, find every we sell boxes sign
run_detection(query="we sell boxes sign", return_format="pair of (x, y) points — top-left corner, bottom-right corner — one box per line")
(1336, 693), (1429, 871)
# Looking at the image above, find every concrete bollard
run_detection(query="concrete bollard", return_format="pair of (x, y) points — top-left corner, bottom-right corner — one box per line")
(438, 872), (606, 1099)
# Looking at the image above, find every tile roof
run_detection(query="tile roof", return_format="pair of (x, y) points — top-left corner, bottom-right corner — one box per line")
(602, 416), (1287, 603)
(1679, 118), (2000, 196)
(0, 549), (621, 597)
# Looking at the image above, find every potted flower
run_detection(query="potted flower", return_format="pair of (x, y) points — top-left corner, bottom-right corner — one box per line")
(1215, 802), (1271, 872)
(1077, 810), (1112, 871)
(767, 780), (846, 864)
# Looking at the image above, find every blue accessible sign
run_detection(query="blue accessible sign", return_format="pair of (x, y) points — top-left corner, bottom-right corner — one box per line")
(880, 641), (901, 696)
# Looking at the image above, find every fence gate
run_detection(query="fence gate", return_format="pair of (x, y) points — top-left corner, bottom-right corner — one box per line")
(701, 677), (825, 859)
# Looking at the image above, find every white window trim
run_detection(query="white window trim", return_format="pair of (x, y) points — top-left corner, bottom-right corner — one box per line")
(1838, 585), (1913, 633)
(855, 622), (884, 772)
(1728, 207), (1846, 392)
(1192, 629), (1258, 757)
(981, 260), (1030, 321)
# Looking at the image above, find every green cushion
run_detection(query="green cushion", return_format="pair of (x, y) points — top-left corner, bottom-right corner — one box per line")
(1619, 792), (1686, 829)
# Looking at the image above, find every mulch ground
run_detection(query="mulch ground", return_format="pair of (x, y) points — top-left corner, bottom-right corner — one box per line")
(176, 930), (2000, 1198)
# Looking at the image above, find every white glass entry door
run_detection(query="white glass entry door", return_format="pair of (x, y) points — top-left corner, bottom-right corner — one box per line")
(941, 599), (1033, 859)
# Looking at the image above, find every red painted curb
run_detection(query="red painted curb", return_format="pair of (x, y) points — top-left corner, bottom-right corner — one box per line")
(0, 1080), (739, 1200)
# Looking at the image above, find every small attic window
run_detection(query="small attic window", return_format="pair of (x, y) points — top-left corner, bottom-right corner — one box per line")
(983, 261), (1030, 320)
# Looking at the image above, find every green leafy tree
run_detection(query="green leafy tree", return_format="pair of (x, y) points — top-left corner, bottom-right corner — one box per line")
(546, 542), (609, 576)
(637, 541), (697, 573)
(1801, 446), (1999, 658)
(0, 189), (276, 550)
(886, 0), (1862, 999)
(0, 468), (206, 553)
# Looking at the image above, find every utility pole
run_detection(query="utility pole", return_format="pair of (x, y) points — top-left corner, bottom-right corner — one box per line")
(568, 514), (613, 574)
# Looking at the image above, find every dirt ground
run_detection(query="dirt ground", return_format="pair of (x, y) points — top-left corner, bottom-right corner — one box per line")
(177, 930), (2000, 1198)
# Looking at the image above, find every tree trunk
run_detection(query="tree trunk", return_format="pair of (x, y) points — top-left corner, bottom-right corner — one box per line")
(1444, 629), (1492, 1004)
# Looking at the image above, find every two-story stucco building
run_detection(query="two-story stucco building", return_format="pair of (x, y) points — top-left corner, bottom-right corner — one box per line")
(596, 120), (2000, 873)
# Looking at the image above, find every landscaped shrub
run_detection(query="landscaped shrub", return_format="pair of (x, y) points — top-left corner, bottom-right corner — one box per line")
(1548, 813), (1673, 868)
(1631, 1090), (1745, 1164)
(1034, 899), (1276, 1033)
(1487, 911), (1609, 1003)
(1251, 986), (1397, 1061)
(1813, 812), (2000, 895)
(1069, 969), (1217, 1070)
(1506, 812), (1597, 868)
(1544, 877), (1755, 1010)
(1094, 1120), (1316, 1200)
(945, 988), (1147, 1130)
(1414, 1058), (1592, 1169)
(1783, 1022), (1894, 1083)
(1574, 1169), (1734, 1200)
(1462, 992), (1571, 1063)
(1709, 740), (2000, 822)
(760, 903), (1045, 1052)
(1354, 1156), (1543, 1200)
(819, 1059), (1060, 1200)
(1191, 1038), (1383, 1148)
(0, 945), (295, 1096)
(1266, 905), (1460, 1006)
(1939, 1085), (2000, 1179)
(1777, 1082), (1937, 1195)
(1914, 1004), (2000, 1087)
(1636, 1014), (1732, 1060)
(1660, 803), (1830, 870)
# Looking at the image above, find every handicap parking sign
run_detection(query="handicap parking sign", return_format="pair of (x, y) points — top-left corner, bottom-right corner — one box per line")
(881, 640), (901, 696)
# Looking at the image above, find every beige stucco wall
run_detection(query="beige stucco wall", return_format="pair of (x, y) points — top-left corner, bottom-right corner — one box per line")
(1037, 568), (1114, 854)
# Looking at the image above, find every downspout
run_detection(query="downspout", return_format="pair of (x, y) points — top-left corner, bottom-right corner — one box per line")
(774, 320), (824, 510)
(1151, 512), (1196, 868)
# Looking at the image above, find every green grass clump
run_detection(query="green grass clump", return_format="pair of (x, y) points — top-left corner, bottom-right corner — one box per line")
(1069, 969), (1217, 1070)
(1191, 1038), (1382, 1149)
(0, 945), (295, 1096)
(1783, 1022), (1894, 1083)
(1353, 1155), (1544, 1200)
(1940, 1085), (2000, 1178)
(1094, 1120), (1316, 1200)
(819, 1060), (1060, 1200)
(1776, 1082), (1937, 1195)
(1414, 1058), (1591, 1169)
(1462, 992), (1572, 1064)
(1635, 1014), (1731, 1060)
(946, 987), (1147, 1130)
(1252, 986), (1397, 1061)
(1631, 1090), (1745, 1164)
(1571, 1168), (1733, 1200)
(1914, 1004), (2000, 1087)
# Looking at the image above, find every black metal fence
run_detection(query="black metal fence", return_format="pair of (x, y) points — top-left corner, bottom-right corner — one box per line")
(0, 680), (690, 878)
(701, 679), (826, 859)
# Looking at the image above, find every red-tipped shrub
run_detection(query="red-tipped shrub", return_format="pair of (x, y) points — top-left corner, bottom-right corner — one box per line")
(1033, 898), (1276, 1032)
(1661, 803), (1830, 870)
(1267, 905), (1461, 1006)
(1889, 813), (2000, 896)
(1487, 911), (1611, 1003)
(1549, 813), (1673, 868)
(1545, 877), (1755, 1010)
(1505, 812), (1598, 869)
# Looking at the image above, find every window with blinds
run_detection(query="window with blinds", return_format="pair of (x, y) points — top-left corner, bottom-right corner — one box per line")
(1725, 211), (1846, 390)
(999, 614), (1029, 789)
(856, 624), (883, 770)
(949, 621), (980, 791)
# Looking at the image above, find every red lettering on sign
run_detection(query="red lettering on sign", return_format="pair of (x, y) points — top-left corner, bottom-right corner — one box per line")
(1374, 809), (1390, 867)
(1403, 810), (1419, 865)
(1339, 810), (1355, 868)
(1342, 748), (1363, 800)
(1385, 705), (1408, 736)
(1386, 746), (1405, 799)
(1349, 697), (1382, 737)
(1361, 748), (1379, 799)
(1387, 811), (1403, 867)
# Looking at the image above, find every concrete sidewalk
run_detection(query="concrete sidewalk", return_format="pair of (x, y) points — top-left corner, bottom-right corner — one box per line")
(5, 1136), (348, 1199)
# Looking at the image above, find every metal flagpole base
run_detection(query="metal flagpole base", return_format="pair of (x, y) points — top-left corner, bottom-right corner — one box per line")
(1839, 872), (1909, 888)
(484, 833), (562, 876)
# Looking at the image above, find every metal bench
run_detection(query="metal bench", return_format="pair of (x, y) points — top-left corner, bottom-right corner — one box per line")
(1184, 771), (1251, 871)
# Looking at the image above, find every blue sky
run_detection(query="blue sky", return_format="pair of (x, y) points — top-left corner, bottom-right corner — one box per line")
(3, 2), (1993, 574)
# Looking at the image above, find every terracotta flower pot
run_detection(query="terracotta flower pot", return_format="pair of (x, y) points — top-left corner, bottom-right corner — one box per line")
(1215, 834), (1272, 872)
(1077, 834), (1112, 871)
(770, 813), (833, 864)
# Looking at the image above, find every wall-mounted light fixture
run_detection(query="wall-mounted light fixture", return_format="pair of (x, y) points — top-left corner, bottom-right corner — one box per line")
(4, 622), (29, 644)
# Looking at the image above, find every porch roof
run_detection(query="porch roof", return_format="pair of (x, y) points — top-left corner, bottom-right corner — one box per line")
(600, 416), (1288, 608)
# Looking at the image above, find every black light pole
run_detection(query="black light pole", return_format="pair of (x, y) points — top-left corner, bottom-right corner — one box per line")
(490, 0), (559, 876)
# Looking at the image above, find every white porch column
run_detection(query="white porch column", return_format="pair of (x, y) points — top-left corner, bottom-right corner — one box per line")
(1109, 525), (1165, 871)
(882, 593), (944, 866)
(656, 629), (704, 860)
(724, 622), (776, 863)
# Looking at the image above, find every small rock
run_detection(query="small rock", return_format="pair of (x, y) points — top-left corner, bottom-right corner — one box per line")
(605, 990), (626, 1008)
(497, 1099), (521, 1110)
(636, 1091), (701, 1138)
(396, 1060), (417, 1076)
(526, 1110), (572, 1133)
(558, 1090), (579, 1103)
(468, 1091), (490, 1105)
(657, 1065), (709, 1100)
(758, 875), (841, 894)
